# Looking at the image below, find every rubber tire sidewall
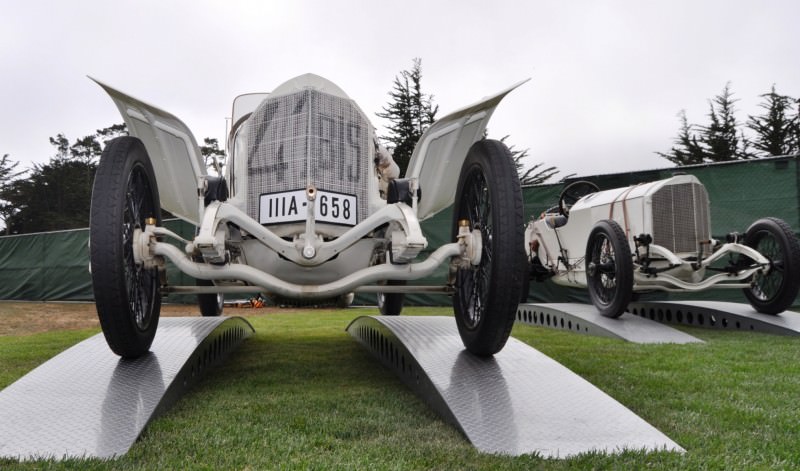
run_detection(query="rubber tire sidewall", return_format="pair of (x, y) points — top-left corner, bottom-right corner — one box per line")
(197, 279), (224, 317)
(451, 139), (525, 356)
(742, 217), (800, 314)
(90, 136), (162, 358)
(378, 280), (405, 316)
(585, 219), (633, 318)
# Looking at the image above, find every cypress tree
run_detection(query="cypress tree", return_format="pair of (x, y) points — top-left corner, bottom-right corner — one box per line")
(376, 58), (438, 176)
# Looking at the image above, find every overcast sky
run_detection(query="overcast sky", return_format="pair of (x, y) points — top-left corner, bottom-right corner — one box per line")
(2, 0), (799, 180)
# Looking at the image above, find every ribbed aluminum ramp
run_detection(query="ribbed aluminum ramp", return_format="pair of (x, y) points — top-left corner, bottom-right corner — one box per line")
(0, 316), (253, 460)
(347, 315), (683, 458)
(516, 303), (703, 344)
(629, 301), (800, 335)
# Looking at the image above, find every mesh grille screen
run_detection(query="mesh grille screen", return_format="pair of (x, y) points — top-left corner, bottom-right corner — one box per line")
(245, 89), (370, 222)
(651, 182), (710, 253)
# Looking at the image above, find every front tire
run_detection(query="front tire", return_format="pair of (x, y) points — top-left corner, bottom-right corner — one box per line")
(452, 140), (525, 356)
(377, 281), (405, 316)
(90, 137), (162, 358)
(585, 219), (633, 318)
(197, 279), (224, 317)
(742, 217), (800, 314)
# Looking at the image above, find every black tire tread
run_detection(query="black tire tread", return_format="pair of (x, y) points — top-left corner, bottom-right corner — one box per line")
(90, 136), (162, 358)
(378, 280), (405, 316)
(585, 219), (633, 318)
(452, 139), (525, 356)
(197, 279), (224, 317)
(743, 217), (800, 314)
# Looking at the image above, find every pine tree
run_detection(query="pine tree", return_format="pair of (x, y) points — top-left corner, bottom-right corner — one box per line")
(657, 110), (707, 165)
(747, 85), (799, 156)
(376, 58), (438, 176)
(2, 123), (227, 234)
(0, 154), (23, 234)
(659, 84), (752, 165)
(794, 98), (800, 153)
(497, 135), (558, 185)
(2, 159), (96, 233)
(49, 123), (129, 165)
(700, 83), (745, 162)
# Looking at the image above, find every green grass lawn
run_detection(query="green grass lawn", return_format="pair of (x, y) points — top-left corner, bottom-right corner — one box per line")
(1, 306), (799, 470)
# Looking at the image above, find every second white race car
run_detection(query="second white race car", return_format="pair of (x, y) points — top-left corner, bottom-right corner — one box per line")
(524, 174), (800, 317)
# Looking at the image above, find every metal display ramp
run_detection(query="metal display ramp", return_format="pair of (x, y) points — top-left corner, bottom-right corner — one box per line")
(347, 315), (683, 458)
(516, 303), (703, 344)
(0, 316), (253, 460)
(628, 300), (800, 335)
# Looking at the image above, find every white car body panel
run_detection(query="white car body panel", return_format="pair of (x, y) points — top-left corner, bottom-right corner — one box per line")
(525, 174), (775, 298)
(406, 79), (529, 221)
(88, 72), (533, 358)
(542, 176), (697, 269)
(224, 73), (384, 238)
(231, 93), (270, 127)
(92, 78), (206, 224)
(93, 72), (527, 284)
(529, 175), (705, 273)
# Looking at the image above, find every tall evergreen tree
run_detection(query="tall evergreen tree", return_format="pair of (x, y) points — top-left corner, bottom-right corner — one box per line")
(0, 154), (23, 234)
(657, 110), (707, 165)
(2, 123), (228, 234)
(747, 85), (799, 156)
(794, 98), (800, 153)
(497, 135), (559, 185)
(376, 58), (438, 176)
(96, 123), (128, 141)
(49, 123), (128, 165)
(1, 128), (110, 233)
(658, 83), (757, 165)
(701, 83), (744, 162)
(2, 159), (96, 233)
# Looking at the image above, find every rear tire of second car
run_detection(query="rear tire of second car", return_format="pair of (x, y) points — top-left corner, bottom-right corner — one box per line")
(742, 217), (800, 314)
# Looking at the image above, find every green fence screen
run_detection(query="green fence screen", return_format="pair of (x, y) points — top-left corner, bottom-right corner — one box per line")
(1, 155), (798, 306)
(0, 219), (196, 302)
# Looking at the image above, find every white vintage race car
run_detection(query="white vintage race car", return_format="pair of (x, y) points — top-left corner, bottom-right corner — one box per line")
(524, 174), (800, 317)
(89, 74), (527, 358)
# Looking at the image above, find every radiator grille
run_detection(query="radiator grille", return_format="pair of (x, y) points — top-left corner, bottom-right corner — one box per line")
(651, 182), (710, 254)
(245, 89), (371, 223)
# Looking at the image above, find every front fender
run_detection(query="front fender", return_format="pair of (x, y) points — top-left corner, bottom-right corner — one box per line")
(91, 77), (206, 224)
(405, 79), (528, 221)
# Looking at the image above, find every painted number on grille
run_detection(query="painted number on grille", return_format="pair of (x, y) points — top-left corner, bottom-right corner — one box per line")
(259, 190), (357, 226)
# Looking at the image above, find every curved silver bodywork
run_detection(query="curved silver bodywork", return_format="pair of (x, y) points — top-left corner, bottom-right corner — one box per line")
(95, 74), (525, 301)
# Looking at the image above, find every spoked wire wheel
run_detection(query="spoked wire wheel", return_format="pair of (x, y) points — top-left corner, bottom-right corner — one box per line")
(454, 171), (490, 331)
(742, 217), (800, 314)
(585, 219), (633, 318)
(452, 140), (524, 356)
(91, 137), (162, 358)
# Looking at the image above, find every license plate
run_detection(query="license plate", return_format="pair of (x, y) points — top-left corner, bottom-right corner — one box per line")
(259, 189), (358, 226)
